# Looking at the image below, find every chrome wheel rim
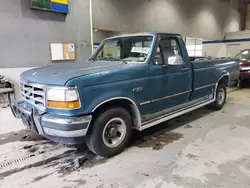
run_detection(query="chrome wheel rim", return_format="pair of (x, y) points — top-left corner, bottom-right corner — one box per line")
(102, 118), (127, 148)
(218, 88), (225, 105)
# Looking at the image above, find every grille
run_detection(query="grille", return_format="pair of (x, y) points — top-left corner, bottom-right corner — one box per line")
(20, 81), (46, 111)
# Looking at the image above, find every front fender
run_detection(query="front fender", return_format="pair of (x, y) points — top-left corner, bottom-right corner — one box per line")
(79, 82), (140, 115)
(46, 86), (140, 117)
(89, 91), (138, 113)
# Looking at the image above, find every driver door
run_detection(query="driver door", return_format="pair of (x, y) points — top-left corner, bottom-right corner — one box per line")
(149, 35), (192, 114)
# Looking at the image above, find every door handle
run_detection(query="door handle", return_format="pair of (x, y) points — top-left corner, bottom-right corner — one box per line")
(182, 68), (189, 72)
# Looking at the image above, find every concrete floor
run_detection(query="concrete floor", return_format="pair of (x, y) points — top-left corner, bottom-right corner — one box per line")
(0, 88), (250, 188)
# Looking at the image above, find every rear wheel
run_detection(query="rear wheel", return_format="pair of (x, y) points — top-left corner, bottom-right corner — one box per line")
(85, 107), (132, 157)
(207, 84), (227, 110)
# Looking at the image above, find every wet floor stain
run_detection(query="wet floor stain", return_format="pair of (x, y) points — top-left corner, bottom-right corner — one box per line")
(0, 150), (76, 178)
(64, 179), (86, 187)
(23, 145), (33, 149)
(31, 173), (54, 183)
(136, 132), (183, 150)
(0, 129), (46, 145)
(184, 124), (192, 128)
(57, 150), (108, 178)
(186, 153), (198, 160)
(28, 146), (39, 153)
(0, 141), (110, 181)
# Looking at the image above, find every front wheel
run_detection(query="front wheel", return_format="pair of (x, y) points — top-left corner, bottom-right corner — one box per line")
(207, 84), (227, 110)
(85, 107), (132, 157)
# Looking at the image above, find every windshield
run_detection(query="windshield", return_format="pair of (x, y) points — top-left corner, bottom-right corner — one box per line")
(92, 36), (154, 63)
(236, 50), (250, 60)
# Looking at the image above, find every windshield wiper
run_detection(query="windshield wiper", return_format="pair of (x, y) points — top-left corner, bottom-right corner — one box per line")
(122, 60), (128, 64)
(90, 58), (128, 64)
(103, 58), (128, 64)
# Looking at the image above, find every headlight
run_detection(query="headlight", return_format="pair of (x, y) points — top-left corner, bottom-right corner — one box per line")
(47, 87), (81, 109)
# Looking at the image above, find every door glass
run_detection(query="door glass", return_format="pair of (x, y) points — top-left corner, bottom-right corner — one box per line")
(153, 37), (182, 65)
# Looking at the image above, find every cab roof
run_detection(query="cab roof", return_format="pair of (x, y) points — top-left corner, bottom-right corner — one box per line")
(104, 32), (182, 40)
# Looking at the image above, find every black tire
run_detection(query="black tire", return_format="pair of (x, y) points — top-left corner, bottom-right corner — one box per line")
(207, 84), (227, 110)
(85, 107), (132, 157)
(239, 79), (244, 88)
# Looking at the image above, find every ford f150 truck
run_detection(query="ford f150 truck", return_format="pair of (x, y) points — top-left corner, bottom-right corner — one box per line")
(10, 33), (239, 157)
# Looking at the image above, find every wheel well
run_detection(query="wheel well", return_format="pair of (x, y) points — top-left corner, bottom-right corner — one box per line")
(92, 99), (141, 129)
(218, 75), (229, 86)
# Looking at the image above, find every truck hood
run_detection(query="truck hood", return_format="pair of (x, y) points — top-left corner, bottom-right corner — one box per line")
(21, 61), (127, 85)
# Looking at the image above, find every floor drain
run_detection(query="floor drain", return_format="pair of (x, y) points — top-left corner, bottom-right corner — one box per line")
(0, 155), (34, 168)
(0, 144), (65, 169)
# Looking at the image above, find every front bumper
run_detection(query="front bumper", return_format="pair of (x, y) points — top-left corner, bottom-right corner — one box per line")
(10, 101), (92, 145)
(240, 71), (250, 80)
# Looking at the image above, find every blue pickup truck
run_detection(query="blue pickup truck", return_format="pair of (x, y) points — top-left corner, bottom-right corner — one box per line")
(10, 33), (239, 157)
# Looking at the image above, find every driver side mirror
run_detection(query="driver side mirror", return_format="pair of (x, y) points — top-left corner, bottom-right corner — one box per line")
(168, 55), (183, 66)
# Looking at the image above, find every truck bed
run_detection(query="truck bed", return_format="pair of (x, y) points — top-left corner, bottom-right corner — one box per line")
(190, 57), (239, 100)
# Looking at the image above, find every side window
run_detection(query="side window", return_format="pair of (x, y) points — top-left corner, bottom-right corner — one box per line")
(153, 37), (182, 65)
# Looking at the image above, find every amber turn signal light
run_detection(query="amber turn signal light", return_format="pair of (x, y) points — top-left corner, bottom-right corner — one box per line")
(47, 100), (81, 109)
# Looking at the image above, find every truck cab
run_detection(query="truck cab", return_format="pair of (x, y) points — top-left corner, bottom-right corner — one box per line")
(11, 32), (239, 157)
